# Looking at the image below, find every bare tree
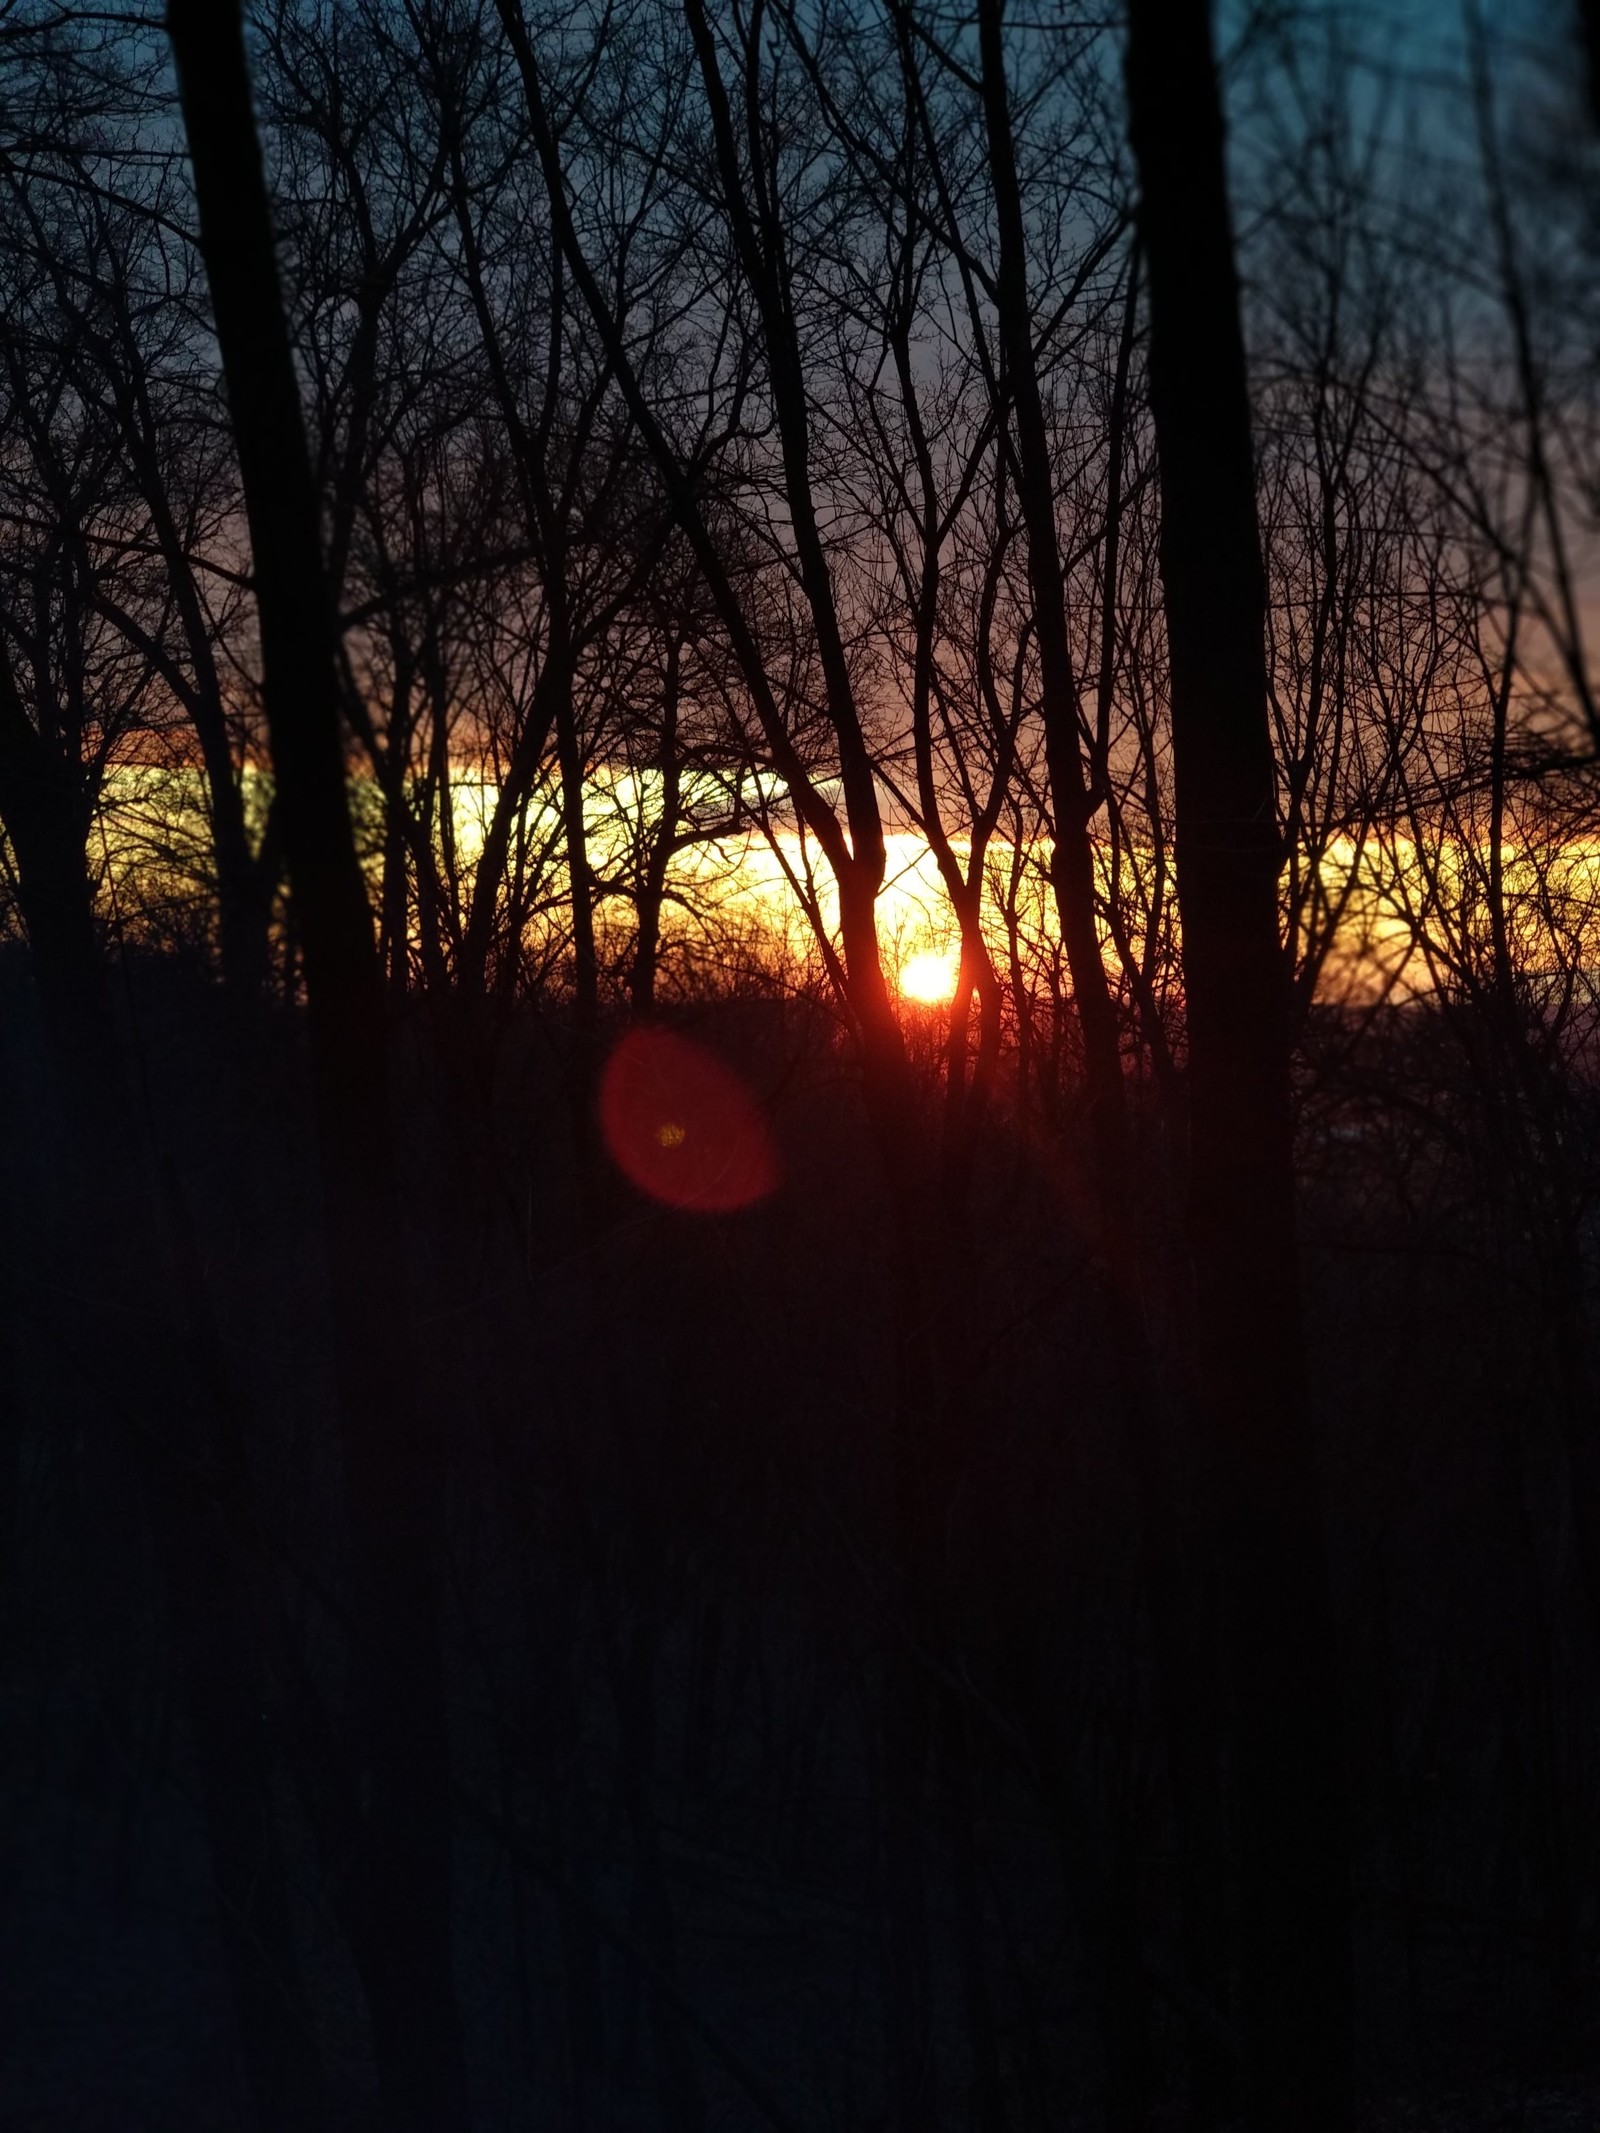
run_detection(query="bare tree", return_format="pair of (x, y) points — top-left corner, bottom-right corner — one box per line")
(1124, 1), (1353, 2126)
(166, 6), (471, 2125)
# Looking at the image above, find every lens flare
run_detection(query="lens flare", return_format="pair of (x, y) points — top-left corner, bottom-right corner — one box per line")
(897, 949), (960, 1005)
(599, 1028), (780, 1212)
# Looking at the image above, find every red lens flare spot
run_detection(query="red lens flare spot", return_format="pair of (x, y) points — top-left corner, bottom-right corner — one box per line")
(599, 1028), (780, 1213)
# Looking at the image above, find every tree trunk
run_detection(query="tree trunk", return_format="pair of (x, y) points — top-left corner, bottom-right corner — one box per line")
(975, 16), (1237, 2114)
(0, 634), (328, 2131)
(1580, 0), (1600, 143)
(631, 635), (683, 1017)
(554, 641), (598, 1035)
(1123, 5), (1354, 2127)
(166, 8), (471, 2126)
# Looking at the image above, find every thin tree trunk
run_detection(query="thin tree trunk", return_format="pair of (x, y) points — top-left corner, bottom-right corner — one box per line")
(166, 9), (471, 2126)
(554, 641), (598, 1035)
(29, 227), (272, 1004)
(1123, 5), (1354, 2126)
(457, 642), (566, 999)
(974, 0), (1122, 1125)
(631, 635), (683, 1016)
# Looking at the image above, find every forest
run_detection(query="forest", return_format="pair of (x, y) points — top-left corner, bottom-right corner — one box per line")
(1, 0), (1598, 2127)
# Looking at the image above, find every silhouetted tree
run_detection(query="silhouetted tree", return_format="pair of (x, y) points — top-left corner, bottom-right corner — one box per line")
(1124, 0), (1354, 2126)
(167, 6), (470, 2126)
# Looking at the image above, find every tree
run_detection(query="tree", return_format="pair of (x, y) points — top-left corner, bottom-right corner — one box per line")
(1123, 1), (1354, 2126)
(166, 6), (470, 2126)
(0, 51), (324, 2118)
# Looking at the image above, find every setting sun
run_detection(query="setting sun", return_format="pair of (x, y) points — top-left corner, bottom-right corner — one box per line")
(897, 949), (961, 1006)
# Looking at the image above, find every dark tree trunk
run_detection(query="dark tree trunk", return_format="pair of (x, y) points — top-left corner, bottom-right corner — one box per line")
(1581, 0), (1600, 130)
(975, 15), (1236, 2115)
(1123, 5), (1354, 2128)
(0, 635), (327, 2131)
(0, 637), (110, 1107)
(166, 8), (471, 2127)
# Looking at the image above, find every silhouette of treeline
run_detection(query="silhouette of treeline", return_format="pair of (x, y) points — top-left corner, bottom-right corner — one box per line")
(1, 2), (1598, 2129)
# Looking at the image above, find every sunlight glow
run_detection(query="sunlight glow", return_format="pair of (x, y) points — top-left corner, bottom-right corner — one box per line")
(88, 768), (1600, 1016)
(897, 949), (961, 1006)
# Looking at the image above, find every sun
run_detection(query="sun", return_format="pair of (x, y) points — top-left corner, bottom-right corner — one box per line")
(897, 949), (961, 1006)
